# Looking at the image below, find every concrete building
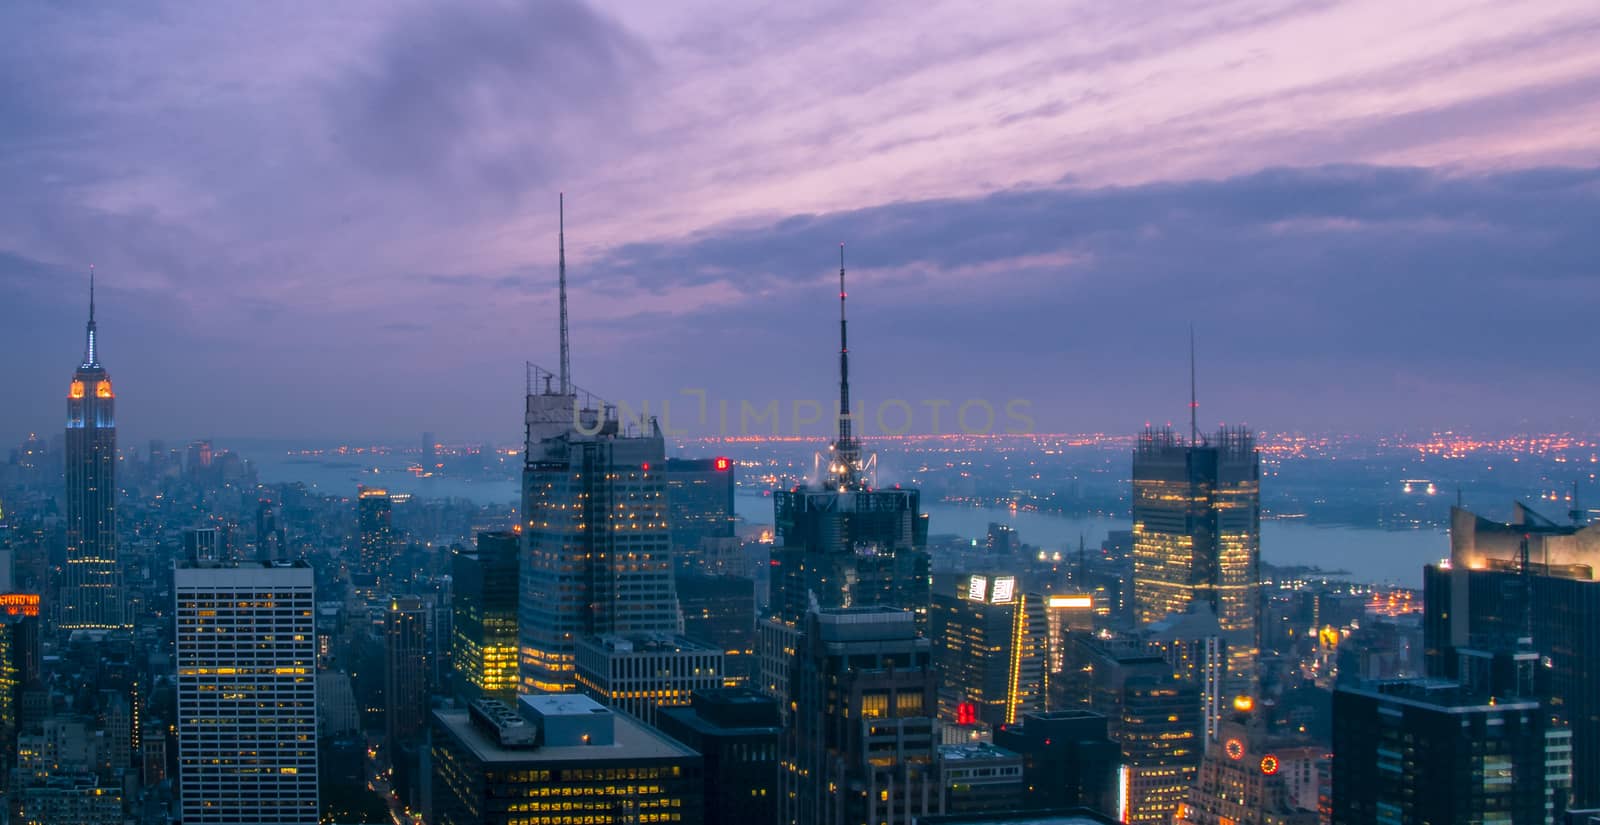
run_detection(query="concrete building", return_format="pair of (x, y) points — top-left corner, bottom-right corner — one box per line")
(657, 688), (782, 825)
(175, 561), (318, 825)
(575, 632), (734, 727)
(429, 694), (703, 825)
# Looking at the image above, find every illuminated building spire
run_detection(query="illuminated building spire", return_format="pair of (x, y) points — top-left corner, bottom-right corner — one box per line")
(830, 244), (862, 490)
(558, 193), (571, 396)
(84, 264), (98, 367)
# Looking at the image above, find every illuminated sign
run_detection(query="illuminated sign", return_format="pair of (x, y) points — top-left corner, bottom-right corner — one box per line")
(1233, 695), (1255, 712)
(1260, 754), (1279, 775)
(0, 593), (41, 617)
(1224, 738), (1244, 760)
(1047, 594), (1093, 609)
(990, 576), (1016, 604)
(956, 702), (977, 726)
(966, 576), (988, 603)
(714, 457), (731, 471)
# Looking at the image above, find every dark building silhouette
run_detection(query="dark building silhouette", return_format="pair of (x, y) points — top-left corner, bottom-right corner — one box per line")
(1333, 673), (1559, 824)
(451, 531), (519, 702)
(993, 710), (1121, 816)
(676, 572), (757, 681)
(385, 596), (430, 745)
(784, 607), (940, 825)
(1424, 503), (1600, 806)
(657, 688), (781, 825)
(665, 456), (736, 572)
(1131, 425), (1259, 697)
(61, 270), (127, 631)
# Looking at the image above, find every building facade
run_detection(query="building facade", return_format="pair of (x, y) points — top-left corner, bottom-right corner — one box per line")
(656, 688), (782, 825)
(1131, 426), (1259, 696)
(932, 573), (1047, 727)
(784, 607), (942, 825)
(429, 694), (703, 825)
(61, 275), (127, 631)
(575, 633), (734, 728)
(385, 596), (430, 745)
(175, 561), (318, 825)
(451, 531), (520, 701)
(664, 456), (737, 573)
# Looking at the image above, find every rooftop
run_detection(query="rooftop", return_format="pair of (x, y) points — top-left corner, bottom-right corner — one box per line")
(434, 703), (697, 765)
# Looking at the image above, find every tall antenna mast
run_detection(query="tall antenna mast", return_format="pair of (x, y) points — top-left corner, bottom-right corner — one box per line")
(832, 243), (861, 489)
(85, 264), (98, 366)
(558, 193), (571, 396)
(1189, 324), (1198, 446)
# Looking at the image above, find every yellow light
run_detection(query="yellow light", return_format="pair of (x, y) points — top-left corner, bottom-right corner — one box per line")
(95, 380), (113, 398)
(69, 380), (85, 399)
(1233, 695), (1255, 712)
(1048, 595), (1093, 609)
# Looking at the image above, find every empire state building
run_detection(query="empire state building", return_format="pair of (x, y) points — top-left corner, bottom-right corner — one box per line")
(61, 269), (128, 631)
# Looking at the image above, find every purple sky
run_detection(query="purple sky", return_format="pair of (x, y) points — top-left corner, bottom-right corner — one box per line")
(3, 0), (1599, 443)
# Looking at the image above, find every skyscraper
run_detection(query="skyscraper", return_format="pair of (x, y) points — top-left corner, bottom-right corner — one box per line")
(664, 456), (737, 573)
(932, 573), (1047, 727)
(519, 196), (680, 694)
(385, 596), (431, 746)
(762, 250), (931, 710)
(1423, 502), (1600, 806)
(1332, 673), (1558, 824)
(175, 561), (318, 825)
(357, 487), (394, 582)
(451, 531), (520, 701)
(783, 606), (941, 825)
(61, 269), (127, 631)
(1131, 424), (1259, 698)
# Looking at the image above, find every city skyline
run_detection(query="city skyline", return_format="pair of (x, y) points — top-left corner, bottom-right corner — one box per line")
(4, 1), (1600, 440)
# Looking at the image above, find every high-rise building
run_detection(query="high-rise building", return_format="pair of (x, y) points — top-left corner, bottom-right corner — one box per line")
(0, 597), (42, 775)
(451, 531), (519, 702)
(932, 573), (1047, 727)
(664, 456), (737, 573)
(677, 572), (758, 681)
(519, 199), (681, 694)
(429, 694), (704, 825)
(357, 487), (394, 582)
(783, 606), (941, 825)
(992, 709), (1121, 815)
(1332, 676), (1556, 824)
(1072, 633), (1204, 825)
(1423, 503), (1600, 806)
(385, 596), (431, 745)
(1131, 425), (1259, 698)
(657, 687), (783, 825)
(763, 252), (931, 713)
(175, 561), (318, 825)
(575, 633), (733, 728)
(1144, 604), (1228, 740)
(61, 270), (127, 631)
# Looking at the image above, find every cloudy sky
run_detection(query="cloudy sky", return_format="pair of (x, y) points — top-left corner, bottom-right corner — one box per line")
(3, 0), (1598, 443)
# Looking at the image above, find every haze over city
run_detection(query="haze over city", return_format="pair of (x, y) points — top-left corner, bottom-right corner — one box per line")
(4, 0), (1600, 441)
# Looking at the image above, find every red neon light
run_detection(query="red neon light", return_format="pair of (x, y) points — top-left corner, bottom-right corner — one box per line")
(714, 457), (730, 471)
(956, 702), (977, 726)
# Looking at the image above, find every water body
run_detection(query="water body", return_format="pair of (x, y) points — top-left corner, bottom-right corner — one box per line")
(733, 490), (1444, 588)
(251, 451), (1443, 587)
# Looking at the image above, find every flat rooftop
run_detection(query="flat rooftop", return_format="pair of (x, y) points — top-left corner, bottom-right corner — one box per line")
(433, 705), (698, 765)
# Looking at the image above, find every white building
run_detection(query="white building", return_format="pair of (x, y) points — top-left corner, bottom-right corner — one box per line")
(176, 561), (318, 824)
